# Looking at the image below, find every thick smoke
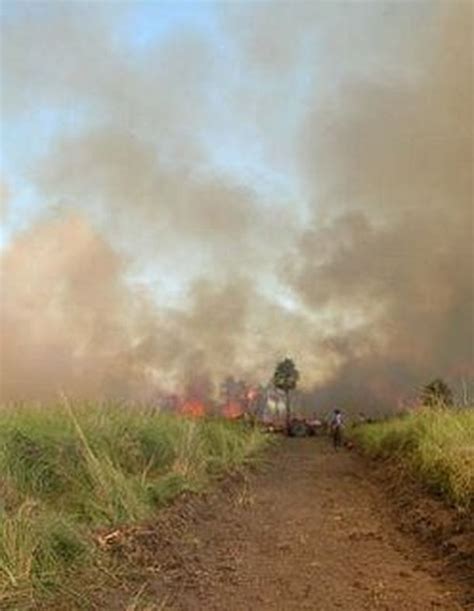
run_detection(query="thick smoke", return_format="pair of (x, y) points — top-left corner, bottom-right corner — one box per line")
(287, 3), (473, 408)
(0, 2), (472, 409)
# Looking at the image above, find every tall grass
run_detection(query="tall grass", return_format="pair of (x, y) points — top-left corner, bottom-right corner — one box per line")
(353, 407), (474, 510)
(0, 401), (269, 607)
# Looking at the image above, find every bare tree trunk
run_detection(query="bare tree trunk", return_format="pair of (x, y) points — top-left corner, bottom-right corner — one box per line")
(460, 377), (471, 406)
(285, 391), (291, 435)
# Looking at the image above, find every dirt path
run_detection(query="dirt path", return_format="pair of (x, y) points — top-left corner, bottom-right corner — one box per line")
(115, 438), (471, 610)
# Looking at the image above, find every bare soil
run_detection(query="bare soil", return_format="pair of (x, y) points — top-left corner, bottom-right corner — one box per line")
(99, 438), (473, 610)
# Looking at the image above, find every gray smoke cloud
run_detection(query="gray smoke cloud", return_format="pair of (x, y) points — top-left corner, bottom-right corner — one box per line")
(0, 1), (472, 410)
(286, 3), (473, 408)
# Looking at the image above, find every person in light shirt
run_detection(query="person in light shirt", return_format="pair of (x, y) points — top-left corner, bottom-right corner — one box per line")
(329, 408), (344, 450)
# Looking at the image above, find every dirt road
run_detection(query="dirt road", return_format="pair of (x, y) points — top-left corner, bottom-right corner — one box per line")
(115, 438), (471, 610)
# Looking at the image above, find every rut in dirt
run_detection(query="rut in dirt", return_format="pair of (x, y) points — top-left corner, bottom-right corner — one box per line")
(112, 438), (471, 611)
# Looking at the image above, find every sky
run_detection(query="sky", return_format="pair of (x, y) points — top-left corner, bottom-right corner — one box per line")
(0, 1), (472, 409)
(1, 2), (305, 243)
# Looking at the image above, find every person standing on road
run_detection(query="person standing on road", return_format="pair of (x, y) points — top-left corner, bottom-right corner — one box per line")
(329, 408), (344, 450)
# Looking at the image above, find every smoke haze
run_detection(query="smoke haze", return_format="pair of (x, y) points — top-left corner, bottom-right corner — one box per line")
(1, 1), (472, 410)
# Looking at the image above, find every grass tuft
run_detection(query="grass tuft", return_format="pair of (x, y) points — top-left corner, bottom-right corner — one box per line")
(352, 406), (474, 509)
(0, 401), (269, 607)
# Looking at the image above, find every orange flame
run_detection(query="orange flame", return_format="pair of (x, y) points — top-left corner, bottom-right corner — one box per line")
(222, 400), (243, 420)
(180, 398), (206, 418)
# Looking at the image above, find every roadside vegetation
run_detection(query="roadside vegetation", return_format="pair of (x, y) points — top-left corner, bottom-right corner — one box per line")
(0, 400), (269, 608)
(353, 406), (474, 510)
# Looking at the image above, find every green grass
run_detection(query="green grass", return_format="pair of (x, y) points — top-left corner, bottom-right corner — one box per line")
(352, 406), (474, 510)
(0, 401), (269, 608)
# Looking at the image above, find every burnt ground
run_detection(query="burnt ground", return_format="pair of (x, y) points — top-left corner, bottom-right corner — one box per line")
(96, 437), (473, 611)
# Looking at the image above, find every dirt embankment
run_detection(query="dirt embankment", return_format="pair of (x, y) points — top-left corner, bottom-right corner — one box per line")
(96, 438), (472, 610)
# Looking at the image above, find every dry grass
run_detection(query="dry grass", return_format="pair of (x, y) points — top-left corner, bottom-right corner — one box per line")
(353, 406), (474, 510)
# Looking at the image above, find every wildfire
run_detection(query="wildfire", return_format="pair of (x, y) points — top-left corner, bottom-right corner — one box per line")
(179, 398), (206, 418)
(222, 401), (243, 420)
(247, 388), (258, 402)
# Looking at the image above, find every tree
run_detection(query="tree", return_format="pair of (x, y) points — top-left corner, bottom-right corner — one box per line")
(273, 358), (300, 433)
(421, 378), (453, 407)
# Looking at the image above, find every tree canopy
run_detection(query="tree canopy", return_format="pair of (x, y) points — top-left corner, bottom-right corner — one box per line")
(421, 378), (453, 406)
(273, 358), (300, 394)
